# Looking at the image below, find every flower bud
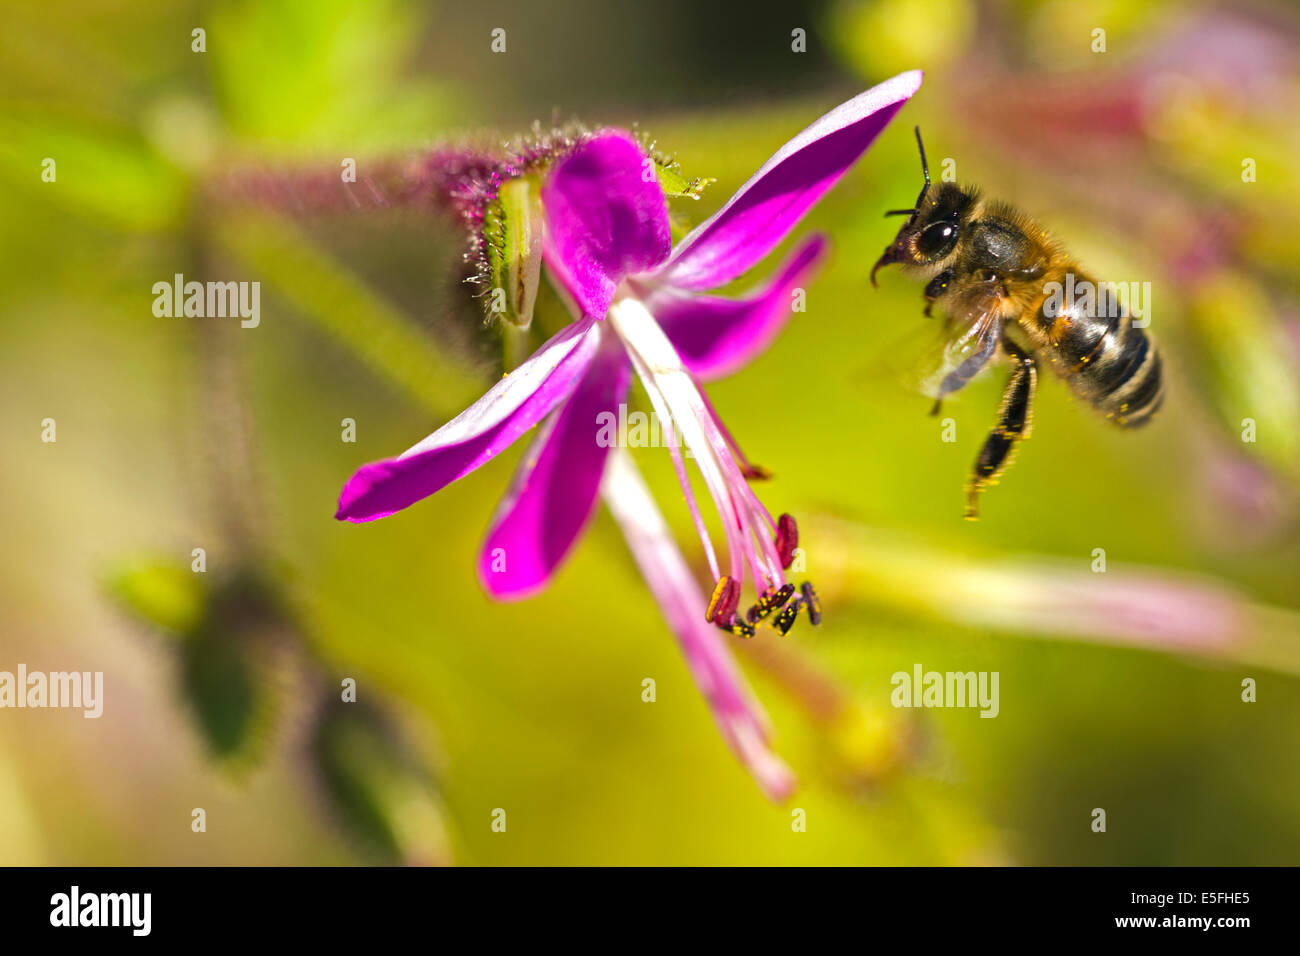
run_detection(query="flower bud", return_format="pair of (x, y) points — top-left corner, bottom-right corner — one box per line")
(106, 558), (290, 773)
(484, 176), (544, 329)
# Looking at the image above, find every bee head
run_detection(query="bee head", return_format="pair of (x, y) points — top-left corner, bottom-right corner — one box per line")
(871, 128), (974, 286)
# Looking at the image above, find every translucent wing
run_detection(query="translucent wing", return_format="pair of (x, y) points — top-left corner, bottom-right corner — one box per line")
(912, 284), (1006, 399)
(846, 321), (935, 402)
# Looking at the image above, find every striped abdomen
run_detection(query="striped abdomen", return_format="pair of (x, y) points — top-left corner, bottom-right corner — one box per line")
(1028, 268), (1163, 428)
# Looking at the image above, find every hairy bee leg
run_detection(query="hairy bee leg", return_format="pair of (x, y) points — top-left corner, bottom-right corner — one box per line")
(922, 269), (954, 319)
(965, 350), (1036, 520)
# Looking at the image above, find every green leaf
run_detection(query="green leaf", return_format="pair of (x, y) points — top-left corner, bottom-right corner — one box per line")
(177, 572), (292, 773)
(311, 699), (451, 865)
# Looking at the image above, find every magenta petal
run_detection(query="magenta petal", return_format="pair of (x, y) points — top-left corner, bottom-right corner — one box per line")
(541, 131), (673, 319)
(600, 449), (796, 802)
(659, 71), (922, 291)
(649, 234), (827, 381)
(478, 330), (631, 600)
(335, 317), (600, 522)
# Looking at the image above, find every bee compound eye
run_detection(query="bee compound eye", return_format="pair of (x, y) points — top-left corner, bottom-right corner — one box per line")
(917, 221), (958, 258)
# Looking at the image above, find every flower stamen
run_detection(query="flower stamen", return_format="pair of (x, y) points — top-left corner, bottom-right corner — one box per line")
(801, 581), (822, 626)
(746, 583), (795, 624)
(770, 582), (823, 636)
(717, 616), (756, 639)
(707, 575), (741, 626)
(608, 296), (826, 642)
(695, 382), (773, 481)
(774, 513), (799, 569)
(773, 598), (802, 635)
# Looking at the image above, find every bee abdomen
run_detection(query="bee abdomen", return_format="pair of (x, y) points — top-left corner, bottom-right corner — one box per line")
(1093, 323), (1162, 427)
(1035, 290), (1163, 428)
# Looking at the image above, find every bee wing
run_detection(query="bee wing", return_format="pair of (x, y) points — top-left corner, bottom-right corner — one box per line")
(847, 322), (935, 401)
(912, 285), (1006, 399)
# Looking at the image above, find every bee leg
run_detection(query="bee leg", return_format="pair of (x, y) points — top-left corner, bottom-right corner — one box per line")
(965, 348), (1036, 520)
(929, 398), (943, 417)
(922, 269), (954, 319)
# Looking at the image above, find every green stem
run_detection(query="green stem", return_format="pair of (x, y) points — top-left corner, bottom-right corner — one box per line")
(501, 323), (533, 373)
(214, 210), (487, 417)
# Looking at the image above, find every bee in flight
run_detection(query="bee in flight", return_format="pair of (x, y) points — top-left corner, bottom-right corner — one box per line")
(871, 127), (1163, 519)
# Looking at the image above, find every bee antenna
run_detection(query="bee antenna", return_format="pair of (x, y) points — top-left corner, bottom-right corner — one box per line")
(914, 126), (930, 187)
(884, 209), (915, 217)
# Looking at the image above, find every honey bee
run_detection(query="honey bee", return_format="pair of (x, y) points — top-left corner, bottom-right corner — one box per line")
(872, 128), (1163, 519)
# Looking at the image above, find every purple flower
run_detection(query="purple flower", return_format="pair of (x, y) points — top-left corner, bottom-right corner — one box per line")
(336, 72), (922, 797)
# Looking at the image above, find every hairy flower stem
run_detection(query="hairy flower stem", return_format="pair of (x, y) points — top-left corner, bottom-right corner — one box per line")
(214, 211), (484, 411)
(211, 151), (491, 216)
(815, 517), (1300, 676)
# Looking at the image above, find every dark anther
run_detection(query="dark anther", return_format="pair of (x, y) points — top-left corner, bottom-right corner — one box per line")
(774, 514), (799, 569)
(706, 575), (740, 626)
(745, 583), (795, 624)
(800, 581), (822, 626)
(773, 599), (803, 636)
(716, 615), (755, 639)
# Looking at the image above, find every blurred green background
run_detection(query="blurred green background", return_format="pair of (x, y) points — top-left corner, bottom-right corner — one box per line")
(2, 0), (1299, 865)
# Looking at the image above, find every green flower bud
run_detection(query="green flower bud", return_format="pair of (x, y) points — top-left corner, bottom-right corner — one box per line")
(484, 176), (544, 329)
(106, 558), (289, 773)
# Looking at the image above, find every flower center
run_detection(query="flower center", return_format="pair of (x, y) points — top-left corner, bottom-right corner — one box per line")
(606, 295), (821, 639)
